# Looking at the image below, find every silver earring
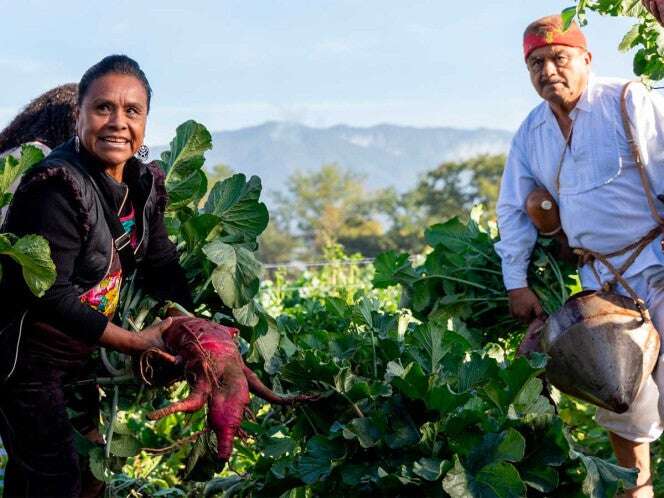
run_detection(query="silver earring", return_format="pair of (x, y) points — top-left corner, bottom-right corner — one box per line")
(135, 144), (149, 162)
(74, 136), (80, 153)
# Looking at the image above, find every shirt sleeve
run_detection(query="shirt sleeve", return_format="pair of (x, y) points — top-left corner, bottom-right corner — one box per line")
(625, 84), (664, 193)
(5, 182), (109, 344)
(494, 133), (539, 290)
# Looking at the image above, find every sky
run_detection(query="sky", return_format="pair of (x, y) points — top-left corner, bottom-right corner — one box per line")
(0, 0), (638, 145)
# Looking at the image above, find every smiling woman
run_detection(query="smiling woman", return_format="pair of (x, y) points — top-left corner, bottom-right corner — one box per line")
(0, 55), (193, 498)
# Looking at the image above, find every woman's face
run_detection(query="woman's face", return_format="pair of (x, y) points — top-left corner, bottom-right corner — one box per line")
(76, 73), (148, 170)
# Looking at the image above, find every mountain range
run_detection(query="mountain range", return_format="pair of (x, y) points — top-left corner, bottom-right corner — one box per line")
(153, 121), (514, 194)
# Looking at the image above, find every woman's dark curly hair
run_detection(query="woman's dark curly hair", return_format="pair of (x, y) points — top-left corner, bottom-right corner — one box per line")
(0, 83), (78, 155)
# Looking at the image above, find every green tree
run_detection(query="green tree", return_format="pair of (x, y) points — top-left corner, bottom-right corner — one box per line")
(385, 154), (505, 252)
(566, 1), (664, 81)
(274, 164), (392, 257)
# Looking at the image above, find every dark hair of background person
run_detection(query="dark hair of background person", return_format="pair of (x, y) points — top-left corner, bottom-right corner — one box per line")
(78, 54), (153, 112)
(0, 83), (78, 154)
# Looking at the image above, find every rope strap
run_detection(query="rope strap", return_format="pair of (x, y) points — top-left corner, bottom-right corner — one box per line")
(570, 82), (664, 323)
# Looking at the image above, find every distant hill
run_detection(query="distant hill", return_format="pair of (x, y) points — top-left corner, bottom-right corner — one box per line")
(152, 121), (513, 194)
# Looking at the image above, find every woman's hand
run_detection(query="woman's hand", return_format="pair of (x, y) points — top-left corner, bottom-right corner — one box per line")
(99, 317), (174, 358)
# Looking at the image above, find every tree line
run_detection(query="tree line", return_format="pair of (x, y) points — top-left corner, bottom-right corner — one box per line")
(226, 154), (506, 263)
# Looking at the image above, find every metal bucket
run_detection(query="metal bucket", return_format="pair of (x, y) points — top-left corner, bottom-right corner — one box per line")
(540, 291), (660, 413)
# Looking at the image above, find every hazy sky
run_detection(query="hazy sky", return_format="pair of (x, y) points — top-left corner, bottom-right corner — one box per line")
(1, 0), (637, 144)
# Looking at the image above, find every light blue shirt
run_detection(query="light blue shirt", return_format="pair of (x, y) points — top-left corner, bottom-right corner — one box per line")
(496, 76), (664, 291)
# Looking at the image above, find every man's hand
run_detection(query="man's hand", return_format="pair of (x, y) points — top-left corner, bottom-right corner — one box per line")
(508, 287), (545, 323)
(643, 0), (664, 25)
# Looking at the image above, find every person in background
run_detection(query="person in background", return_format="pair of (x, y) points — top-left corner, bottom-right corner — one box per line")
(0, 83), (78, 223)
(496, 15), (664, 497)
(0, 83), (77, 156)
(0, 55), (193, 498)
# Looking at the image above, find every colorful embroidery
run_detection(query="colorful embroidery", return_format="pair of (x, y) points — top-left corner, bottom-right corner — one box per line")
(80, 270), (122, 317)
(80, 202), (137, 318)
(120, 205), (138, 248)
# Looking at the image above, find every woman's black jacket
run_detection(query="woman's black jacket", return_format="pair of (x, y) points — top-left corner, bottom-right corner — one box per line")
(0, 138), (193, 345)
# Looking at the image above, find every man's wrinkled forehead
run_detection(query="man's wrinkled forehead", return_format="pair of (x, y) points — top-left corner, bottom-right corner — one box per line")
(526, 44), (586, 63)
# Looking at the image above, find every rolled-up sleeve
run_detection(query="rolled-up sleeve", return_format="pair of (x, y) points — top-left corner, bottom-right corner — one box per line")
(495, 133), (539, 290)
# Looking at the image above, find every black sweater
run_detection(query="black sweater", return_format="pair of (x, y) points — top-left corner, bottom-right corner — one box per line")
(1, 164), (193, 345)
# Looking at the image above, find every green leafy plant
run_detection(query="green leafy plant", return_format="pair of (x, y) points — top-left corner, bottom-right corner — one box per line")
(563, 0), (664, 81)
(373, 210), (579, 345)
(0, 145), (56, 296)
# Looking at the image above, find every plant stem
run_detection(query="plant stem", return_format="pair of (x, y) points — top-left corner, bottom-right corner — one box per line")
(105, 386), (119, 459)
(143, 430), (206, 455)
(420, 274), (503, 294)
(65, 375), (135, 387)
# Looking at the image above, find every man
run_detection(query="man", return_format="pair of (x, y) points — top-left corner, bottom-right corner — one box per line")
(496, 15), (664, 497)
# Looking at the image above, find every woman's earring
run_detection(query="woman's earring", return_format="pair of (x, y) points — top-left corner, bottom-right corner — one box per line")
(135, 144), (150, 162)
(74, 136), (80, 153)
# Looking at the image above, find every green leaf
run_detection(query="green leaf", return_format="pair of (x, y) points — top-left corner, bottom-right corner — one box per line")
(384, 411), (419, 449)
(88, 447), (114, 483)
(204, 174), (269, 241)
(233, 299), (261, 327)
(372, 250), (419, 288)
(109, 434), (142, 457)
(263, 435), (296, 458)
(181, 213), (220, 250)
(413, 457), (449, 481)
(340, 463), (373, 486)
(296, 436), (345, 484)
(412, 322), (447, 373)
(168, 169), (207, 209)
(619, 24), (641, 52)
(0, 233), (56, 297)
(203, 240), (262, 308)
(561, 7), (577, 30)
(342, 417), (382, 448)
(0, 144), (44, 196)
(391, 362), (428, 400)
(522, 466), (559, 493)
(426, 383), (471, 413)
(159, 120), (212, 209)
(457, 353), (498, 393)
(467, 429), (526, 472)
(442, 457), (526, 498)
(574, 452), (638, 498)
(253, 316), (281, 373)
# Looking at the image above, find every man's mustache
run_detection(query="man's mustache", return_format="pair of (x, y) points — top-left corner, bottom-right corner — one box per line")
(540, 79), (566, 86)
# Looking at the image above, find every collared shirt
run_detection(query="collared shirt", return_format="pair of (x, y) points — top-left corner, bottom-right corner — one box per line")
(496, 76), (664, 291)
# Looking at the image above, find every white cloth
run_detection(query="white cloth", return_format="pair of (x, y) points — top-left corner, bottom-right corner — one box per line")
(496, 76), (664, 442)
(496, 76), (664, 291)
(593, 268), (664, 443)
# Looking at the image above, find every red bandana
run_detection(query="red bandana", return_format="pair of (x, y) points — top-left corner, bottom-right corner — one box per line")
(523, 15), (587, 60)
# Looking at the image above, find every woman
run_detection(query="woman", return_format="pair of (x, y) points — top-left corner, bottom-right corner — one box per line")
(0, 55), (193, 497)
(0, 83), (78, 223)
(0, 82), (78, 155)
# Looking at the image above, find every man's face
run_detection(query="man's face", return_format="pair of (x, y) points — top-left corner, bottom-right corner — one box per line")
(526, 45), (592, 109)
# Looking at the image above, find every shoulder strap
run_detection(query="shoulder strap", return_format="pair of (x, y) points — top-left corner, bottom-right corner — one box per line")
(66, 158), (137, 273)
(620, 81), (664, 227)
